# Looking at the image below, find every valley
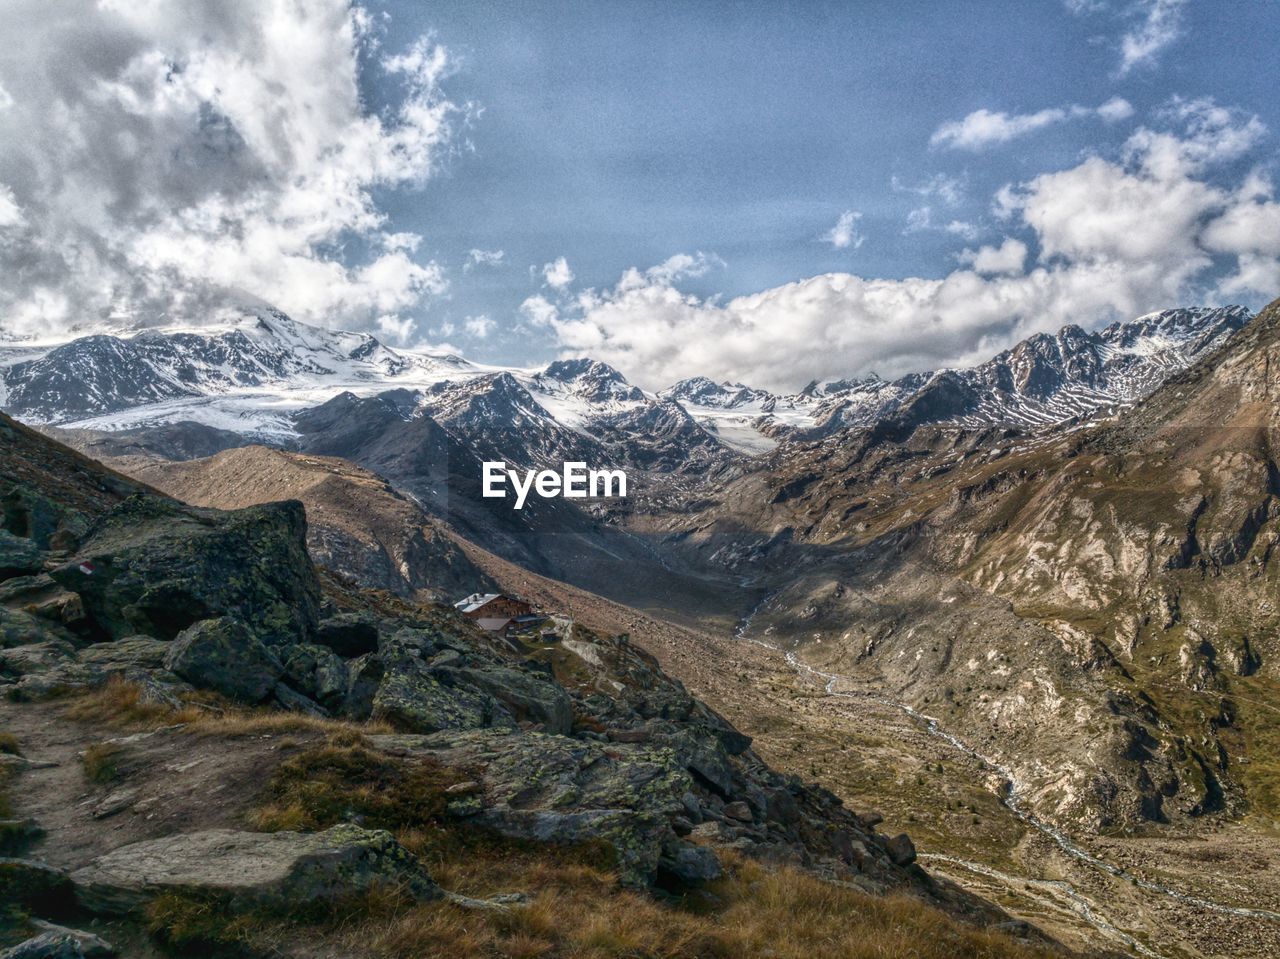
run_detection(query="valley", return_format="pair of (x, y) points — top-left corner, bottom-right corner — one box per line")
(5, 299), (1280, 957)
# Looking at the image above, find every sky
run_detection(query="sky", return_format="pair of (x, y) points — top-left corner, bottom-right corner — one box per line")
(0, 1), (1278, 390)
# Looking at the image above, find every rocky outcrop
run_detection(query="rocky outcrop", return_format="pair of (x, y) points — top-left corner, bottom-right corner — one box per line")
(49, 494), (319, 644)
(69, 825), (439, 917)
(163, 617), (283, 703)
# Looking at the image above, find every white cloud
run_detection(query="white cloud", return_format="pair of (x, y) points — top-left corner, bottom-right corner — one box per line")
(0, 184), (23, 228)
(959, 238), (1028, 276)
(465, 248), (505, 271)
(464, 314), (495, 338)
(892, 173), (966, 207)
(1203, 173), (1280, 296)
(520, 294), (559, 327)
(931, 99), (1135, 151)
(1118, 0), (1188, 76)
(823, 210), (864, 250)
(0, 1), (461, 339)
(1096, 96), (1135, 122)
(904, 206), (979, 241)
(536, 104), (1273, 392)
(542, 256), (574, 289)
(1125, 97), (1267, 180)
(932, 107), (1068, 151)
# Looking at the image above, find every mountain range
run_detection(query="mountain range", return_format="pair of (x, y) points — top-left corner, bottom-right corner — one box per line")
(5, 298), (1279, 957)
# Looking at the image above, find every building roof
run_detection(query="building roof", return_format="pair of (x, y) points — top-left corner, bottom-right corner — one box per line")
(454, 592), (501, 614)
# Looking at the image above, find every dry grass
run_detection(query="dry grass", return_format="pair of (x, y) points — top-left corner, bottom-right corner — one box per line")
(81, 742), (126, 784)
(63, 676), (393, 739)
(354, 852), (1060, 959)
(0, 733), (20, 756)
(248, 740), (464, 833)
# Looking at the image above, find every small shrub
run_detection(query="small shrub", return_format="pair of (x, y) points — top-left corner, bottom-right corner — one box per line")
(81, 743), (126, 784)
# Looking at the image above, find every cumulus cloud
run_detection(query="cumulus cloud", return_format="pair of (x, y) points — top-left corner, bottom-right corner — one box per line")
(958, 239), (1028, 276)
(1118, 0), (1189, 76)
(465, 248), (505, 271)
(822, 211), (864, 250)
(931, 99), (1134, 151)
(0, 1), (460, 339)
(464, 314), (495, 338)
(542, 256), (575, 289)
(536, 103), (1272, 392)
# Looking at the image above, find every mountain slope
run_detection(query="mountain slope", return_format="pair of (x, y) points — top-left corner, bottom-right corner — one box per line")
(125, 445), (496, 602)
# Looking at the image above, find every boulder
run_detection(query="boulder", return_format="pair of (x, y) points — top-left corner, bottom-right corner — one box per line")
(371, 667), (500, 733)
(449, 666), (573, 735)
(70, 825), (439, 917)
(50, 495), (320, 644)
(163, 617), (282, 703)
(280, 644), (348, 708)
(28, 921), (114, 958)
(77, 636), (169, 672)
(0, 858), (73, 911)
(884, 832), (917, 867)
(0, 608), (72, 649)
(0, 531), (43, 581)
(369, 729), (693, 887)
(659, 843), (722, 883)
(0, 933), (83, 959)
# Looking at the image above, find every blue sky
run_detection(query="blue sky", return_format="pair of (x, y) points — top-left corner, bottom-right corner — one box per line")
(364, 0), (1280, 380)
(1, 1), (1278, 389)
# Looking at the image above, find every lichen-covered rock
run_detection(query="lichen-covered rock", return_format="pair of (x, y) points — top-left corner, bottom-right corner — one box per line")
(0, 530), (43, 581)
(371, 666), (503, 733)
(77, 636), (170, 672)
(448, 666), (573, 735)
(0, 608), (70, 649)
(163, 617), (282, 703)
(369, 728), (701, 886)
(49, 495), (319, 644)
(280, 643), (349, 709)
(69, 825), (439, 917)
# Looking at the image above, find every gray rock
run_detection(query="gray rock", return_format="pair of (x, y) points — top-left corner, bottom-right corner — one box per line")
(660, 843), (722, 882)
(163, 617), (282, 703)
(0, 933), (83, 959)
(0, 858), (73, 910)
(0, 530), (44, 580)
(29, 921), (114, 958)
(884, 832), (917, 867)
(70, 825), (439, 917)
(49, 495), (320, 644)
(78, 637), (169, 672)
(450, 666), (573, 735)
(371, 667), (500, 733)
(723, 801), (753, 823)
(368, 728), (691, 887)
(0, 608), (71, 650)
(273, 682), (327, 717)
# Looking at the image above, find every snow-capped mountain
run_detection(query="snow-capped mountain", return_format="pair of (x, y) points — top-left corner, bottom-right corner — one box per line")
(665, 306), (1251, 449)
(0, 304), (1253, 462)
